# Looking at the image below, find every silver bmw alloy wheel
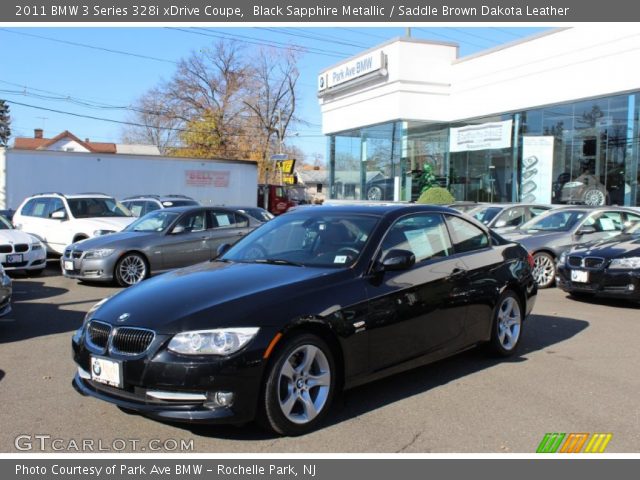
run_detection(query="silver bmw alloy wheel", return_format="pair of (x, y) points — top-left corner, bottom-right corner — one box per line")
(117, 254), (147, 286)
(533, 252), (555, 288)
(277, 344), (331, 425)
(496, 296), (522, 351)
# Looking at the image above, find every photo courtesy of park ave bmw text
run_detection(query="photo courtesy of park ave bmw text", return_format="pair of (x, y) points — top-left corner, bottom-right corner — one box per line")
(1, 0), (640, 479)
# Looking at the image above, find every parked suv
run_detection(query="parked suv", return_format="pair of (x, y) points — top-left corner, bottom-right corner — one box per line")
(13, 193), (134, 255)
(121, 195), (200, 217)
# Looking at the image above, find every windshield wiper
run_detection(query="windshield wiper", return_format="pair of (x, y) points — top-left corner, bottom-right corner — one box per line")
(254, 258), (304, 267)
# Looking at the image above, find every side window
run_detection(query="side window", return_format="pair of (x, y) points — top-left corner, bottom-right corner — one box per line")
(47, 198), (65, 218)
(381, 213), (452, 263)
(126, 201), (144, 217)
(173, 211), (205, 233)
(144, 201), (161, 215)
(446, 215), (490, 253)
(586, 211), (623, 232)
(624, 212), (640, 227)
(208, 210), (247, 229)
(496, 207), (526, 227)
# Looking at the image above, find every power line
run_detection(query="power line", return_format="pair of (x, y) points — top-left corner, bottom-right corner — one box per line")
(167, 27), (348, 59)
(0, 28), (178, 65)
(414, 28), (488, 49)
(447, 28), (499, 46)
(340, 28), (390, 41)
(490, 27), (523, 39)
(6, 98), (325, 139)
(256, 27), (369, 50)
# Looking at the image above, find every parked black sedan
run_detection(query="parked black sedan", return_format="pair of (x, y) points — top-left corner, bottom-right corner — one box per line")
(72, 204), (537, 435)
(557, 221), (640, 302)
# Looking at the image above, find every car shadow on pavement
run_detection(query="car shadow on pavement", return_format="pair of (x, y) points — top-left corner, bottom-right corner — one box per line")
(169, 313), (589, 441)
(0, 370), (5, 383)
(0, 274), (89, 343)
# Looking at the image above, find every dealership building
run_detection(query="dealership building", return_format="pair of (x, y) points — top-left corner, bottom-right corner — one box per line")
(318, 26), (640, 206)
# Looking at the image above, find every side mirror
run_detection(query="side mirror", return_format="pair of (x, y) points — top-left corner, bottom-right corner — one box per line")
(171, 225), (186, 234)
(216, 243), (231, 258)
(379, 249), (415, 272)
(494, 220), (507, 228)
(51, 211), (67, 220)
(577, 225), (597, 235)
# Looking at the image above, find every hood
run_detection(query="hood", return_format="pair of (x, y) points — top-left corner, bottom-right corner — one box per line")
(91, 261), (344, 333)
(75, 217), (134, 233)
(0, 229), (39, 245)
(71, 230), (158, 249)
(568, 234), (640, 258)
(501, 230), (568, 248)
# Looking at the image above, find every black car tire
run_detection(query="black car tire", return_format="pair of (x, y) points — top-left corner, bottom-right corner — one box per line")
(487, 290), (524, 357)
(260, 333), (336, 436)
(27, 267), (45, 277)
(568, 291), (595, 300)
(533, 252), (556, 288)
(114, 253), (149, 287)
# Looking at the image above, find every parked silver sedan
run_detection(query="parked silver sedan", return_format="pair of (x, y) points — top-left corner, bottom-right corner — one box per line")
(60, 206), (261, 287)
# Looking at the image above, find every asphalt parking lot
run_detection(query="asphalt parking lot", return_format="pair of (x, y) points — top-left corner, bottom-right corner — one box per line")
(1, 262), (639, 453)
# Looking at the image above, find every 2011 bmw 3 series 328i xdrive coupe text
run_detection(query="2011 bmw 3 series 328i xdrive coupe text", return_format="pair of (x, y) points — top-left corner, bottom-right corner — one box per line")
(72, 205), (537, 435)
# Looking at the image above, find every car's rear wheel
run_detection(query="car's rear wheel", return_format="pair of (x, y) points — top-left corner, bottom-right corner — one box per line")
(488, 290), (523, 356)
(532, 252), (556, 288)
(115, 253), (148, 287)
(26, 267), (45, 277)
(367, 186), (383, 201)
(260, 333), (336, 436)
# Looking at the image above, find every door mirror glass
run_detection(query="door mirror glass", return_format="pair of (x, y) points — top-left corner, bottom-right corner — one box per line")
(51, 210), (67, 220)
(577, 225), (597, 235)
(380, 249), (415, 271)
(171, 225), (186, 234)
(494, 220), (507, 228)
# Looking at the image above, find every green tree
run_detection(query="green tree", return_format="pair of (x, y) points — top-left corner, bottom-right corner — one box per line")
(0, 100), (11, 147)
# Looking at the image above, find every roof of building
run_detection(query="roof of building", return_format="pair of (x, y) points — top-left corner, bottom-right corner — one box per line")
(13, 130), (117, 153)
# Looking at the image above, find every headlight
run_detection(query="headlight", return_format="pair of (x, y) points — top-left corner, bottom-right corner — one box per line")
(93, 229), (115, 236)
(83, 248), (115, 259)
(558, 251), (567, 266)
(609, 257), (640, 270)
(168, 328), (260, 356)
(82, 296), (111, 326)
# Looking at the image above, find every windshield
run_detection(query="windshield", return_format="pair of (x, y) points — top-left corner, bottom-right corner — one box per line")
(520, 209), (586, 232)
(68, 198), (131, 218)
(625, 221), (640, 235)
(469, 206), (502, 225)
(0, 216), (12, 229)
(222, 212), (379, 268)
(125, 210), (180, 232)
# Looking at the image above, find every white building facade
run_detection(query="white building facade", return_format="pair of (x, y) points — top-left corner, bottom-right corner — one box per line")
(318, 26), (640, 206)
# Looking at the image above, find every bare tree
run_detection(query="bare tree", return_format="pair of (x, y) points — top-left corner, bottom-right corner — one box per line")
(243, 47), (300, 180)
(121, 89), (181, 154)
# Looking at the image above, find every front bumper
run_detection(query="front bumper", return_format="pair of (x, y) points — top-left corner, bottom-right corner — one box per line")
(557, 265), (640, 301)
(72, 327), (268, 424)
(1, 251), (46, 271)
(61, 255), (116, 282)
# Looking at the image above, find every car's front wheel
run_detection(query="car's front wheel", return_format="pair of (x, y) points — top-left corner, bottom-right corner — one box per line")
(488, 290), (523, 356)
(260, 333), (336, 436)
(115, 253), (148, 287)
(532, 252), (556, 288)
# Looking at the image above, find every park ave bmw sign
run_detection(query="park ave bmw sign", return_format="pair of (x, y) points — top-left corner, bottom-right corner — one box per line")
(318, 50), (385, 91)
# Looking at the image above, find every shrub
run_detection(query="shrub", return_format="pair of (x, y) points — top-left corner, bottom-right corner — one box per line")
(416, 186), (455, 205)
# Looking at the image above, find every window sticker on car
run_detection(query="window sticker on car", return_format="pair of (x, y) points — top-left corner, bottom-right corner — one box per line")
(215, 214), (231, 226)
(334, 255), (348, 264)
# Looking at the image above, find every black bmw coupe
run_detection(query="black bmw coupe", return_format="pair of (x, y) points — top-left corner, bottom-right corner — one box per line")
(72, 204), (537, 435)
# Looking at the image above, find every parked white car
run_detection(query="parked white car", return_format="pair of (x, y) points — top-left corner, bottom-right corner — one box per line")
(12, 193), (134, 255)
(0, 215), (46, 274)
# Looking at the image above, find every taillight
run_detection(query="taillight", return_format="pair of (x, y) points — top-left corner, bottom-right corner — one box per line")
(527, 252), (535, 269)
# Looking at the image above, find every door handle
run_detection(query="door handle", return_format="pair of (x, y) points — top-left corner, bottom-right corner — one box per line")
(448, 268), (467, 281)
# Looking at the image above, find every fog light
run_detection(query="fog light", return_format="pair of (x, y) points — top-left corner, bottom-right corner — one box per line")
(204, 391), (234, 409)
(628, 284), (635, 292)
